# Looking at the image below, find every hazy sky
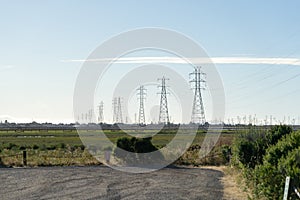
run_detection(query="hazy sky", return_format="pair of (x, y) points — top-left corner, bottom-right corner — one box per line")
(1, 1), (300, 124)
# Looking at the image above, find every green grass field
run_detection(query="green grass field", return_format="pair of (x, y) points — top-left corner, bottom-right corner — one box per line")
(0, 129), (235, 166)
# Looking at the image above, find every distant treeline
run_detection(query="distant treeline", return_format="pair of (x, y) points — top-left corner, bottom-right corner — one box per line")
(1, 121), (300, 131)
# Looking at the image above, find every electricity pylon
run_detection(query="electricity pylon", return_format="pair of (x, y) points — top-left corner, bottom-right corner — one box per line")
(116, 97), (123, 123)
(112, 98), (118, 123)
(137, 85), (146, 125)
(190, 66), (206, 124)
(88, 109), (93, 123)
(158, 76), (170, 124)
(98, 101), (104, 123)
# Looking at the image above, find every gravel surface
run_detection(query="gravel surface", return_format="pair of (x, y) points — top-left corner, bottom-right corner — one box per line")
(0, 166), (224, 200)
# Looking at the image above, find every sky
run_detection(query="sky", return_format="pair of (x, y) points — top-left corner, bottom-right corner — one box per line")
(1, 0), (300, 124)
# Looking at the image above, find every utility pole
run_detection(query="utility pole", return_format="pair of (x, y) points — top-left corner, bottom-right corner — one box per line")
(158, 76), (170, 124)
(98, 101), (104, 123)
(190, 66), (206, 124)
(137, 85), (146, 125)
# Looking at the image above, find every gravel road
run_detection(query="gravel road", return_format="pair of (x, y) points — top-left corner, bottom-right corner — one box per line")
(0, 166), (224, 200)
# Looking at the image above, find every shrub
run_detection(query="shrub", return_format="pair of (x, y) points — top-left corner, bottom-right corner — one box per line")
(221, 145), (232, 164)
(57, 143), (66, 149)
(232, 130), (266, 168)
(252, 131), (300, 199)
(19, 146), (26, 150)
(40, 144), (47, 151)
(5, 143), (18, 150)
(264, 131), (300, 166)
(46, 145), (56, 150)
(266, 125), (292, 146)
(253, 147), (300, 200)
(232, 125), (292, 169)
(76, 144), (85, 151)
(114, 137), (163, 165)
(278, 147), (300, 199)
(231, 126), (296, 199)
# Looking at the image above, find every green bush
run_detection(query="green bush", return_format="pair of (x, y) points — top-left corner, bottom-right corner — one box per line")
(4, 143), (18, 150)
(232, 130), (266, 168)
(114, 137), (163, 165)
(231, 125), (297, 199)
(57, 143), (66, 149)
(278, 147), (300, 199)
(221, 145), (232, 164)
(46, 145), (56, 150)
(253, 147), (300, 199)
(19, 146), (26, 150)
(266, 125), (292, 146)
(232, 125), (292, 169)
(40, 144), (47, 151)
(75, 144), (85, 151)
(252, 131), (300, 199)
(264, 131), (300, 166)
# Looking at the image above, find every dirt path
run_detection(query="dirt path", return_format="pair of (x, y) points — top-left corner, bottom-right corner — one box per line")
(0, 166), (224, 200)
(202, 166), (249, 200)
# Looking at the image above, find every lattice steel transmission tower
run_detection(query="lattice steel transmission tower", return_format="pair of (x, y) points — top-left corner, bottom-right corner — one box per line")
(158, 76), (170, 124)
(98, 101), (104, 123)
(137, 85), (146, 125)
(190, 66), (206, 124)
(112, 98), (118, 123)
(88, 109), (93, 123)
(116, 97), (123, 123)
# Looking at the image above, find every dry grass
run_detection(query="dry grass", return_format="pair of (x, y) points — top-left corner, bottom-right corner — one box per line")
(0, 149), (100, 167)
(201, 166), (251, 200)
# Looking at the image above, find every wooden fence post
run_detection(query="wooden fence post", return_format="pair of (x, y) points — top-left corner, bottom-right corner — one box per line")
(23, 150), (27, 166)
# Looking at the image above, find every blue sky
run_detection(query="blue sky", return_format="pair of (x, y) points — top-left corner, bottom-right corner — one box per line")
(1, 1), (300, 124)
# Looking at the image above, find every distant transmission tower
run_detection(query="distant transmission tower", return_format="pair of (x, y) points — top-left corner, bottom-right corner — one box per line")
(116, 97), (123, 123)
(98, 101), (104, 123)
(137, 85), (146, 125)
(190, 66), (206, 124)
(88, 109), (93, 123)
(158, 76), (170, 124)
(112, 98), (118, 123)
